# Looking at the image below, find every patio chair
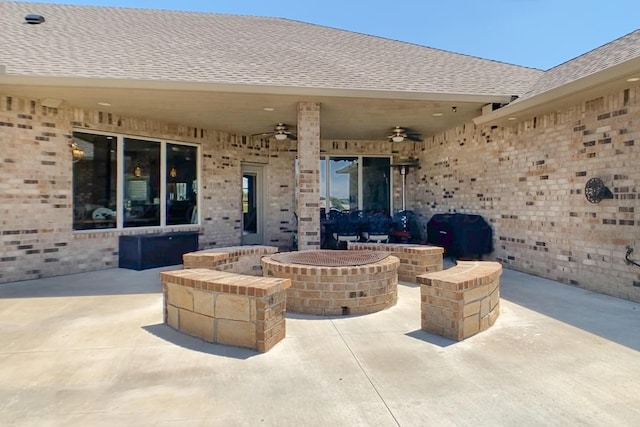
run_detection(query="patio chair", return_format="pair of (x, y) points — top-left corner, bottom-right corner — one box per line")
(332, 212), (360, 248)
(362, 212), (391, 243)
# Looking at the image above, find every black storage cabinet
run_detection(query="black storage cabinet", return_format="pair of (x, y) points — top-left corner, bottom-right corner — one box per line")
(427, 213), (493, 259)
(118, 231), (199, 270)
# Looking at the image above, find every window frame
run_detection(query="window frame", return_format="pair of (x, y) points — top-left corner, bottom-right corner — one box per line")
(71, 129), (200, 232)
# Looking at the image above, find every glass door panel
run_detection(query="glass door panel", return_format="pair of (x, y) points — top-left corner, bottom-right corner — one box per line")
(362, 157), (391, 215)
(241, 164), (263, 245)
(329, 157), (358, 212)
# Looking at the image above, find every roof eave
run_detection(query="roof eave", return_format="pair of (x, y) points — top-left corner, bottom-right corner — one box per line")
(472, 56), (640, 126)
(0, 74), (515, 104)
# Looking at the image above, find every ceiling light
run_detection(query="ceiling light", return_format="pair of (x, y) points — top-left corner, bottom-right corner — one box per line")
(627, 77), (640, 82)
(391, 135), (404, 142)
(432, 112), (444, 117)
(274, 133), (288, 140)
(263, 107), (275, 111)
(507, 117), (517, 121)
(98, 102), (111, 106)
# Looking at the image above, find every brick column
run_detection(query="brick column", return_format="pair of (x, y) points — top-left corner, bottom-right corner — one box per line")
(296, 102), (321, 250)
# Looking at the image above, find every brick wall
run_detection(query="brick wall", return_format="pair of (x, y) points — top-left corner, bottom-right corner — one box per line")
(412, 85), (640, 302)
(3, 86), (639, 302)
(0, 94), (297, 283)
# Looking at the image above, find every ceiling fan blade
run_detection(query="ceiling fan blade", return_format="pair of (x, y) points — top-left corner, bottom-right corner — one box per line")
(251, 131), (274, 137)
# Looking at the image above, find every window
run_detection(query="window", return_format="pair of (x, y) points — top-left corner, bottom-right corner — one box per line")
(320, 156), (392, 215)
(124, 138), (160, 227)
(72, 131), (199, 230)
(72, 132), (117, 230)
(166, 144), (198, 225)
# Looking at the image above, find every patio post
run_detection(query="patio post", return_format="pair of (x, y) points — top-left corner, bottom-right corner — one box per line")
(296, 102), (321, 250)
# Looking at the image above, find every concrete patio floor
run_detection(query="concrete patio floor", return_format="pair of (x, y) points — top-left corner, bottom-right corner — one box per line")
(0, 262), (639, 426)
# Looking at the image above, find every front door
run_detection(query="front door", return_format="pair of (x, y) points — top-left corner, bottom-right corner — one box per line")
(241, 164), (264, 245)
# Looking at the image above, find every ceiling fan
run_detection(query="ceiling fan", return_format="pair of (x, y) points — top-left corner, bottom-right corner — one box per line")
(388, 126), (421, 142)
(252, 123), (297, 140)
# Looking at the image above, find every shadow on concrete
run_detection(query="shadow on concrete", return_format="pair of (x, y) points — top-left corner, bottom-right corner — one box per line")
(142, 323), (259, 360)
(405, 329), (456, 347)
(500, 268), (640, 352)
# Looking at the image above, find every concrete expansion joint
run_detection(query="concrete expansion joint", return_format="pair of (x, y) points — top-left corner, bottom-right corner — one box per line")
(329, 318), (401, 427)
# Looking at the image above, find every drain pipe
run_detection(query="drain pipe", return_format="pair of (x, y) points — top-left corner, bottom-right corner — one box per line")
(625, 246), (640, 268)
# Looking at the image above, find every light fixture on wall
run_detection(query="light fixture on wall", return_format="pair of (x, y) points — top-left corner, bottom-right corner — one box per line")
(70, 141), (84, 163)
(169, 167), (178, 178)
(133, 166), (142, 177)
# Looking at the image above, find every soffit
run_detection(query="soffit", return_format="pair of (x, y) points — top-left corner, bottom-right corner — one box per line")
(0, 78), (498, 140)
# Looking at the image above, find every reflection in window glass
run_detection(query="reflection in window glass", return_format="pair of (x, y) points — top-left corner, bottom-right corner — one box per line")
(167, 144), (198, 225)
(329, 157), (358, 211)
(124, 138), (160, 227)
(72, 132), (117, 230)
(362, 157), (390, 215)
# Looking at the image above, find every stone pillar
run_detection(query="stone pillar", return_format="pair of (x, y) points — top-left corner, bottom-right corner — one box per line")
(296, 102), (321, 250)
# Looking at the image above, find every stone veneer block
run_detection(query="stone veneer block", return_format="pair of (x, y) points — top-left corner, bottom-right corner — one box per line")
(418, 261), (502, 341)
(348, 243), (444, 283)
(161, 268), (291, 352)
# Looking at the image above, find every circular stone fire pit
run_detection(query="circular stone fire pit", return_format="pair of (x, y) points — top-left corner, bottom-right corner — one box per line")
(261, 250), (399, 316)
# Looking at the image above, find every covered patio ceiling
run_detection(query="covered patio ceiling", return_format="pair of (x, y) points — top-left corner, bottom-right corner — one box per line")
(0, 78), (510, 142)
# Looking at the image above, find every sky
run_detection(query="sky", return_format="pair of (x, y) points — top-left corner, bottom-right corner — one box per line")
(15, 0), (640, 70)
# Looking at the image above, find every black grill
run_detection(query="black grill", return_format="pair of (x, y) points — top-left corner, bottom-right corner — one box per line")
(427, 213), (493, 259)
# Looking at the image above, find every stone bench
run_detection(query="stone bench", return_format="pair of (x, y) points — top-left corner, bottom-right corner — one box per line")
(160, 268), (291, 352)
(348, 242), (444, 282)
(182, 245), (278, 275)
(417, 261), (502, 341)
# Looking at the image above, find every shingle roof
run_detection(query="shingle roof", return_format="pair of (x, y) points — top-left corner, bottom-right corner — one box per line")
(515, 29), (640, 102)
(0, 2), (542, 97)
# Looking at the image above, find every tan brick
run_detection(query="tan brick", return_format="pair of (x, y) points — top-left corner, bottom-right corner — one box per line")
(217, 319), (256, 349)
(480, 314), (490, 331)
(489, 304), (500, 326)
(215, 293), (251, 321)
(480, 297), (491, 317)
(179, 309), (214, 342)
(193, 289), (215, 317)
(463, 300), (480, 317)
(490, 288), (500, 309)
(463, 284), (489, 303)
(463, 315), (480, 339)
(166, 304), (179, 329)
(166, 281), (193, 310)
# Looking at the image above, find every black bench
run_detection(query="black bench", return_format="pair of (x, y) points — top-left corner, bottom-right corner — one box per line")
(118, 231), (199, 270)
